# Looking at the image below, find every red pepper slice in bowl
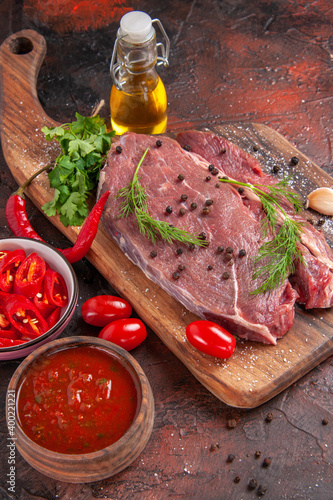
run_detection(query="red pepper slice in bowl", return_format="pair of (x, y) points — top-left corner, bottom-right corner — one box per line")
(14, 252), (46, 298)
(0, 338), (26, 347)
(44, 268), (69, 308)
(3, 294), (49, 339)
(0, 249), (26, 293)
(33, 283), (57, 318)
(47, 306), (62, 329)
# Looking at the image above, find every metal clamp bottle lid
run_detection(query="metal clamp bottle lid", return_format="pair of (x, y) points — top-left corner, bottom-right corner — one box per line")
(110, 11), (170, 91)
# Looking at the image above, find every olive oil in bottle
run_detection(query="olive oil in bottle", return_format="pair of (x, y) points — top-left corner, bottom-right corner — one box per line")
(110, 11), (169, 135)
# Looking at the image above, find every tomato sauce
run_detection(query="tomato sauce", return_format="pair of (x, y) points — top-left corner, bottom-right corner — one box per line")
(16, 345), (139, 454)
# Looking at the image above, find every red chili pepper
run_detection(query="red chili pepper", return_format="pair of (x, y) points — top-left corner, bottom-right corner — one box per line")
(0, 338), (26, 347)
(61, 190), (110, 263)
(33, 283), (57, 318)
(44, 268), (69, 307)
(3, 294), (49, 339)
(6, 168), (110, 263)
(14, 252), (46, 298)
(0, 249), (26, 293)
(0, 250), (10, 263)
(0, 306), (11, 329)
(47, 306), (61, 329)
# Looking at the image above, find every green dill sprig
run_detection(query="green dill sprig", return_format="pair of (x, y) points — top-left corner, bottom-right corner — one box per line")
(116, 148), (207, 246)
(219, 177), (305, 294)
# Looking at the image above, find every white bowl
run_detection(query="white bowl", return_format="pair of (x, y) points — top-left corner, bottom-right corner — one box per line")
(0, 237), (78, 360)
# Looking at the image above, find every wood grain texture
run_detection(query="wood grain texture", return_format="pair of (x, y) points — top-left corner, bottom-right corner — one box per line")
(1, 29), (332, 408)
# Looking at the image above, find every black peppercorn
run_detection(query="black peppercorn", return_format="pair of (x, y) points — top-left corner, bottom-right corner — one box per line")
(166, 206), (173, 214)
(180, 194), (188, 201)
(255, 450), (262, 458)
(273, 165), (280, 173)
(189, 243), (195, 251)
(206, 176), (211, 181)
(203, 207), (210, 215)
(234, 476), (241, 484)
(206, 199), (213, 206)
(215, 183), (220, 188)
(222, 272), (230, 280)
(225, 253), (233, 261)
(178, 174), (185, 181)
(221, 148), (226, 154)
(217, 246), (224, 253)
(322, 418), (329, 425)
(227, 454), (235, 463)
(262, 458), (271, 467)
(226, 247), (233, 254)
(222, 176), (229, 180)
(212, 168), (219, 175)
(191, 202), (197, 210)
(150, 250), (157, 258)
(172, 272), (180, 280)
(156, 139), (162, 147)
(176, 248), (183, 255)
(239, 249), (246, 257)
(198, 232), (207, 240)
(317, 218), (325, 226)
(183, 145), (191, 151)
(258, 484), (267, 496)
(265, 412), (273, 422)
(253, 144), (259, 152)
(238, 187), (244, 194)
(207, 265), (213, 270)
(248, 478), (258, 490)
(179, 208), (186, 215)
(178, 264), (185, 271)
(208, 164), (215, 171)
(115, 145), (122, 154)
(290, 156), (299, 165)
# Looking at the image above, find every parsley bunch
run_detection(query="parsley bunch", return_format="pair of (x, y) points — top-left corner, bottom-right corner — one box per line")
(41, 113), (114, 226)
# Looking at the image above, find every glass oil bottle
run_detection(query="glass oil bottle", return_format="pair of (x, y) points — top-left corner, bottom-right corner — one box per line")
(110, 11), (170, 135)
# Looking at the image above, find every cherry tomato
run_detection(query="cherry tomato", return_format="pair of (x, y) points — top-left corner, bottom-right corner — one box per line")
(98, 318), (147, 351)
(81, 295), (132, 327)
(186, 320), (236, 359)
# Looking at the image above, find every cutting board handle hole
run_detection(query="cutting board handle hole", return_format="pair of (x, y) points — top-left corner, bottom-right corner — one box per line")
(10, 37), (33, 55)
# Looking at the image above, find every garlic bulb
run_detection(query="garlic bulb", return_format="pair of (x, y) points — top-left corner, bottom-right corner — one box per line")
(306, 187), (333, 216)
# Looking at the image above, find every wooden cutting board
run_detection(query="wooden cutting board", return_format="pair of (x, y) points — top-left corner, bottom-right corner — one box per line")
(1, 30), (332, 408)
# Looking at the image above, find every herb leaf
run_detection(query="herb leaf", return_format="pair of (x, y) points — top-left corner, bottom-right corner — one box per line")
(42, 113), (114, 227)
(116, 148), (208, 247)
(219, 177), (305, 293)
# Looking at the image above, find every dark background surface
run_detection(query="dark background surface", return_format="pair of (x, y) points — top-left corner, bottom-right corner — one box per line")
(0, 1), (332, 499)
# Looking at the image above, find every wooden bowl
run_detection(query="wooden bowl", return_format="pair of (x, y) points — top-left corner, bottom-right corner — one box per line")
(6, 336), (155, 482)
(0, 237), (78, 360)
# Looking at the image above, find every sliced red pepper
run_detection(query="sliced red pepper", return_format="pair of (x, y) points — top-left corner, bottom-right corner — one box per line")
(0, 328), (21, 340)
(33, 283), (57, 318)
(0, 291), (11, 305)
(14, 252), (46, 298)
(0, 306), (11, 329)
(47, 306), (61, 328)
(3, 294), (49, 339)
(44, 268), (69, 307)
(0, 249), (26, 293)
(0, 250), (10, 264)
(0, 338), (26, 348)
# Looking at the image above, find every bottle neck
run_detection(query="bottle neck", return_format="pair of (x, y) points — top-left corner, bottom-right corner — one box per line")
(116, 31), (158, 75)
